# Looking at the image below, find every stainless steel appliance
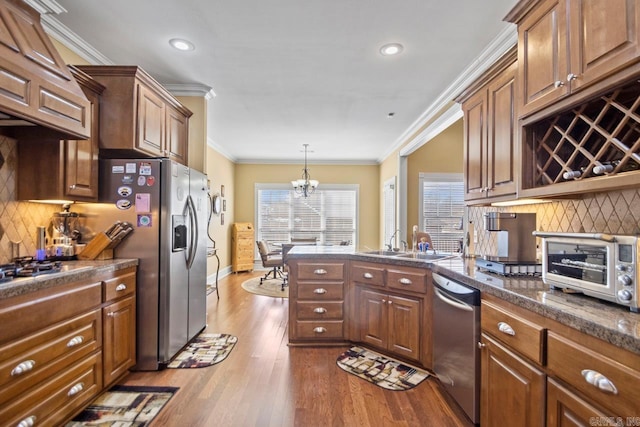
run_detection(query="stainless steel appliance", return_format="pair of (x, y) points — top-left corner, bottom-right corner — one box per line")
(432, 272), (481, 424)
(533, 231), (639, 312)
(76, 158), (209, 370)
(478, 212), (539, 276)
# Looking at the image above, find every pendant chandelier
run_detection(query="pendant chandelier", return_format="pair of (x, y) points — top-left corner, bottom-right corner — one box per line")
(291, 144), (319, 197)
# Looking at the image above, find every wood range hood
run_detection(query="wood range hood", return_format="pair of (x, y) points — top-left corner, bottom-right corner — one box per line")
(0, 0), (90, 140)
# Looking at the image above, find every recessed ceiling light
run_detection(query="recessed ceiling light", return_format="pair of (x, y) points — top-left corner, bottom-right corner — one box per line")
(380, 43), (403, 56)
(169, 38), (195, 51)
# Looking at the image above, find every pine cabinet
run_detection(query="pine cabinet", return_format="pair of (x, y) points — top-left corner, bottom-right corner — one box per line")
(76, 65), (191, 165)
(507, 0), (640, 118)
(231, 222), (255, 273)
(17, 67), (104, 201)
(458, 47), (517, 203)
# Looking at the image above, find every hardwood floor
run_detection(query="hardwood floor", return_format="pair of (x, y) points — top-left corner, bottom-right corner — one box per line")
(120, 271), (473, 426)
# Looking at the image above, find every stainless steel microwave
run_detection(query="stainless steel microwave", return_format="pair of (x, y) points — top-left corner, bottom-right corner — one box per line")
(533, 231), (639, 312)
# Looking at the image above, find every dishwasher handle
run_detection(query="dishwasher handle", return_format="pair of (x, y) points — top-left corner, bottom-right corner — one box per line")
(434, 286), (474, 312)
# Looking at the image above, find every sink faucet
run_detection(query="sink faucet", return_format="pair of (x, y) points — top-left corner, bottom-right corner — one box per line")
(387, 229), (401, 251)
(400, 240), (408, 251)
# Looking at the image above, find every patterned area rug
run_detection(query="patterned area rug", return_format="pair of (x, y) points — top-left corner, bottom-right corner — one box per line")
(336, 346), (430, 391)
(167, 333), (238, 368)
(241, 276), (288, 298)
(66, 385), (177, 426)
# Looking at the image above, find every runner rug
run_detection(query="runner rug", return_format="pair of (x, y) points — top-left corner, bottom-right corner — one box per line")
(66, 385), (177, 426)
(167, 333), (238, 369)
(336, 346), (429, 391)
(241, 276), (288, 298)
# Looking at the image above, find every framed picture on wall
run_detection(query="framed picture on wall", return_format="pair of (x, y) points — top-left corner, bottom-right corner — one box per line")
(223, 199), (226, 212)
(221, 185), (225, 197)
(221, 213), (225, 225)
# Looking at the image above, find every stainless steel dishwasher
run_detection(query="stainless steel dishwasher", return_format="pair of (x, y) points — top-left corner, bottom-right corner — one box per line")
(432, 272), (481, 424)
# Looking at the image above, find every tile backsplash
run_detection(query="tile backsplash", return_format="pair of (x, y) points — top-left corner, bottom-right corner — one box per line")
(0, 136), (59, 263)
(468, 189), (640, 259)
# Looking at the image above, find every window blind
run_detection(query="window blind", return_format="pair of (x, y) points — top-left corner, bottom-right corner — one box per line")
(383, 177), (396, 246)
(419, 173), (465, 253)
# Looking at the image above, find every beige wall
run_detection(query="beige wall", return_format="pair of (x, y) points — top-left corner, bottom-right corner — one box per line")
(206, 146), (235, 273)
(234, 163), (380, 251)
(406, 119), (464, 238)
(51, 38), (90, 65)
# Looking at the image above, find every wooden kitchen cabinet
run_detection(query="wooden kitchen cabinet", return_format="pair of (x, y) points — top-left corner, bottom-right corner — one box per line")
(457, 47), (517, 203)
(0, 266), (137, 425)
(288, 259), (348, 344)
(76, 65), (192, 164)
(506, 0), (640, 118)
(547, 378), (611, 427)
(17, 67), (104, 201)
(102, 270), (136, 386)
(231, 222), (255, 273)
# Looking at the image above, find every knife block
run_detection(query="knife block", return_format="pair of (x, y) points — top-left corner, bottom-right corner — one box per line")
(78, 232), (114, 260)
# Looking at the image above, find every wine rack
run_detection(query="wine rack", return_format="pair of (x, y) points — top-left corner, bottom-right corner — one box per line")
(525, 80), (640, 189)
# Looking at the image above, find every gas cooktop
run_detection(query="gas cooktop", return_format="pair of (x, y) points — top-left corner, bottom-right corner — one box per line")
(0, 257), (63, 283)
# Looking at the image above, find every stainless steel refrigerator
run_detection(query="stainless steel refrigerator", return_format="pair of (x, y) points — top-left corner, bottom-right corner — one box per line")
(77, 158), (208, 370)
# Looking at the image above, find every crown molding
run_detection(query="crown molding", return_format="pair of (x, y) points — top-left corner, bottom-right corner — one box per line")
(40, 14), (114, 65)
(398, 103), (463, 157)
(379, 24), (517, 163)
(207, 138), (237, 162)
(234, 158), (379, 165)
(164, 84), (216, 99)
(23, 0), (66, 15)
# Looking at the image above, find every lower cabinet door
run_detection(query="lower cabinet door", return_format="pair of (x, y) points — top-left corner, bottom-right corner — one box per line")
(358, 288), (387, 349)
(547, 378), (611, 427)
(103, 296), (136, 385)
(480, 333), (546, 427)
(387, 294), (420, 361)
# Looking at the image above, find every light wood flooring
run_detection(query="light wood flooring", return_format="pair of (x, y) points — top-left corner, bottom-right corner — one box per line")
(120, 271), (473, 427)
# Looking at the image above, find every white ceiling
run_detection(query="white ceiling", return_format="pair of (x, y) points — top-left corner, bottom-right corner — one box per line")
(44, 0), (518, 163)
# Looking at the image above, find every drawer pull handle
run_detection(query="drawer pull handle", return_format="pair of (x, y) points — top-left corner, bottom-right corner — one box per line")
(313, 327), (327, 334)
(399, 278), (412, 285)
(581, 369), (618, 395)
(497, 322), (515, 336)
(313, 288), (327, 294)
(11, 360), (36, 376)
(115, 283), (127, 291)
(67, 382), (85, 397)
(313, 269), (327, 275)
(363, 272), (373, 279)
(16, 416), (36, 427)
(313, 307), (327, 314)
(67, 335), (85, 347)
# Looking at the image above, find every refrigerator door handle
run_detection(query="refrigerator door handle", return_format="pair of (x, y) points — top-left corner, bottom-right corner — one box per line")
(186, 195), (198, 269)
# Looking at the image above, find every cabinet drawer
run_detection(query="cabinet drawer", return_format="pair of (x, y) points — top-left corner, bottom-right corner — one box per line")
(351, 263), (385, 286)
(298, 283), (343, 300)
(296, 301), (343, 320)
(0, 280), (102, 344)
(387, 268), (428, 294)
(547, 331), (640, 416)
(104, 271), (136, 302)
(0, 351), (102, 427)
(296, 262), (345, 281)
(0, 309), (101, 406)
(481, 300), (545, 365)
(294, 321), (344, 339)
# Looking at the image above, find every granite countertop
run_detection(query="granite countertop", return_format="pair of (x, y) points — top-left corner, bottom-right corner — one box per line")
(0, 258), (139, 300)
(287, 247), (640, 355)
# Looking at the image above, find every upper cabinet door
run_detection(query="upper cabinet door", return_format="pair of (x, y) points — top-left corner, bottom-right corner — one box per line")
(568, 0), (640, 92)
(136, 83), (165, 156)
(518, 0), (569, 117)
(166, 105), (188, 164)
(463, 91), (488, 201)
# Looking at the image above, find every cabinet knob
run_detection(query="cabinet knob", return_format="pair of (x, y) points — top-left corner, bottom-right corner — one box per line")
(66, 335), (85, 348)
(107, 311), (116, 317)
(497, 321), (516, 336)
(477, 342), (486, 349)
(388, 300), (392, 305)
(313, 327), (327, 334)
(363, 272), (373, 279)
(399, 278), (413, 285)
(313, 288), (327, 294)
(116, 283), (127, 291)
(581, 369), (618, 394)
(11, 360), (36, 376)
(381, 299), (387, 303)
(67, 382), (85, 397)
(313, 307), (327, 314)
(313, 268), (327, 275)
(554, 80), (565, 88)
(567, 73), (578, 82)
(69, 184), (76, 190)
(16, 416), (37, 427)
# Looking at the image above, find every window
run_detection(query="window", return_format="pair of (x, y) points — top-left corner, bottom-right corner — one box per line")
(383, 177), (396, 247)
(419, 173), (465, 253)
(256, 184), (358, 246)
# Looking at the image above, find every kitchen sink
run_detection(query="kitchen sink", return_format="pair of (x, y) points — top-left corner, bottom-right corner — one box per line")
(361, 250), (404, 256)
